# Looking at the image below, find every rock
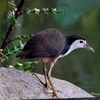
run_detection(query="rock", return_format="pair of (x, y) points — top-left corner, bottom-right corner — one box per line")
(0, 67), (94, 99)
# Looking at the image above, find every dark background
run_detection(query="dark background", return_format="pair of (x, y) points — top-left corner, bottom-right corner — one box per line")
(0, 0), (100, 96)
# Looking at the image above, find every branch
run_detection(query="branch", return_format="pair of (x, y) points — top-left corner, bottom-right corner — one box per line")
(1, 0), (26, 54)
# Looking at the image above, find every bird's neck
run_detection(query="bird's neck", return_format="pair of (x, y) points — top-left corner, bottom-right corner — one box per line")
(57, 36), (79, 59)
(58, 44), (77, 59)
(67, 42), (79, 54)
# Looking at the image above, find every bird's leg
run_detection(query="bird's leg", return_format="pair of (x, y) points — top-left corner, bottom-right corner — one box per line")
(33, 63), (51, 89)
(43, 62), (51, 88)
(33, 73), (45, 85)
(47, 59), (60, 98)
(33, 63), (47, 86)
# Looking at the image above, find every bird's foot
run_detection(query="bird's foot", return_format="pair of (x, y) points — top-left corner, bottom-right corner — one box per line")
(33, 73), (45, 85)
(33, 73), (60, 98)
(46, 90), (60, 98)
(32, 73), (51, 89)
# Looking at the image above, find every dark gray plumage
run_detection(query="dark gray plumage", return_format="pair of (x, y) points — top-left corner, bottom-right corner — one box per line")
(16, 28), (94, 98)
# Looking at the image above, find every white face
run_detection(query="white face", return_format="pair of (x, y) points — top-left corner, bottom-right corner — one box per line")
(58, 39), (87, 59)
(57, 39), (94, 59)
(66, 39), (87, 56)
(72, 39), (86, 49)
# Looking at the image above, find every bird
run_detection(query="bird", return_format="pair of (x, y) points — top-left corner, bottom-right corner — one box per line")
(16, 28), (94, 98)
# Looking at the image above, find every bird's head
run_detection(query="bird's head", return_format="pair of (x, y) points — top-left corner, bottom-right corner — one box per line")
(68, 34), (95, 52)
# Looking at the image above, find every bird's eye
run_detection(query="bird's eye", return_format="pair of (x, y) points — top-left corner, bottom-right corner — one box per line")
(80, 41), (83, 43)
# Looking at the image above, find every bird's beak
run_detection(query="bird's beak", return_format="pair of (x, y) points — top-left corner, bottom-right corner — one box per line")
(84, 43), (95, 52)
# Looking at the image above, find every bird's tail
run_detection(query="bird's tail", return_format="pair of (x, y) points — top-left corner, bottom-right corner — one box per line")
(16, 51), (28, 58)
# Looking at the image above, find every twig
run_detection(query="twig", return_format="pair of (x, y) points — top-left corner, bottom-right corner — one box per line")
(1, 0), (26, 54)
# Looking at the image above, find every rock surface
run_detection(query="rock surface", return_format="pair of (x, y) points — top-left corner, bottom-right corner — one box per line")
(0, 67), (94, 99)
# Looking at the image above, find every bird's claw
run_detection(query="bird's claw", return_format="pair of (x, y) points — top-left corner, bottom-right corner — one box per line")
(32, 73), (51, 89)
(46, 91), (60, 98)
(32, 73), (60, 98)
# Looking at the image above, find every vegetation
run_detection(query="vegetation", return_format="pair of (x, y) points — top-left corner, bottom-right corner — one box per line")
(0, 0), (65, 71)
(0, 0), (100, 95)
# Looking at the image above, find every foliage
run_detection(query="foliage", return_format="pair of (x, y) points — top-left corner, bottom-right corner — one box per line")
(7, 10), (20, 26)
(7, 0), (20, 26)
(24, 8), (66, 15)
(0, 0), (66, 71)
(7, 61), (38, 72)
(3, 42), (24, 59)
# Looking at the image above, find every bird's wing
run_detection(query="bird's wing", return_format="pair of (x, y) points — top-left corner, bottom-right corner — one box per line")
(17, 29), (66, 58)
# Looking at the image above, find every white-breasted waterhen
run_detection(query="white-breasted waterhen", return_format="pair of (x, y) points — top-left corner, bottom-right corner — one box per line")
(16, 28), (94, 98)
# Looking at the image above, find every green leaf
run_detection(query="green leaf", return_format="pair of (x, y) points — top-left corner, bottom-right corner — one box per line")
(3, 42), (24, 59)
(7, 11), (20, 26)
(24, 8), (31, 14)
(8, 0), (16, 10)
(11, 34), (33, 41)
(33, 8), (40, 14)
(12, 61), (38, 72)
(10, 16), (16, 25)
(41, 8), (49, 14)
(24, 8), (40, 14)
